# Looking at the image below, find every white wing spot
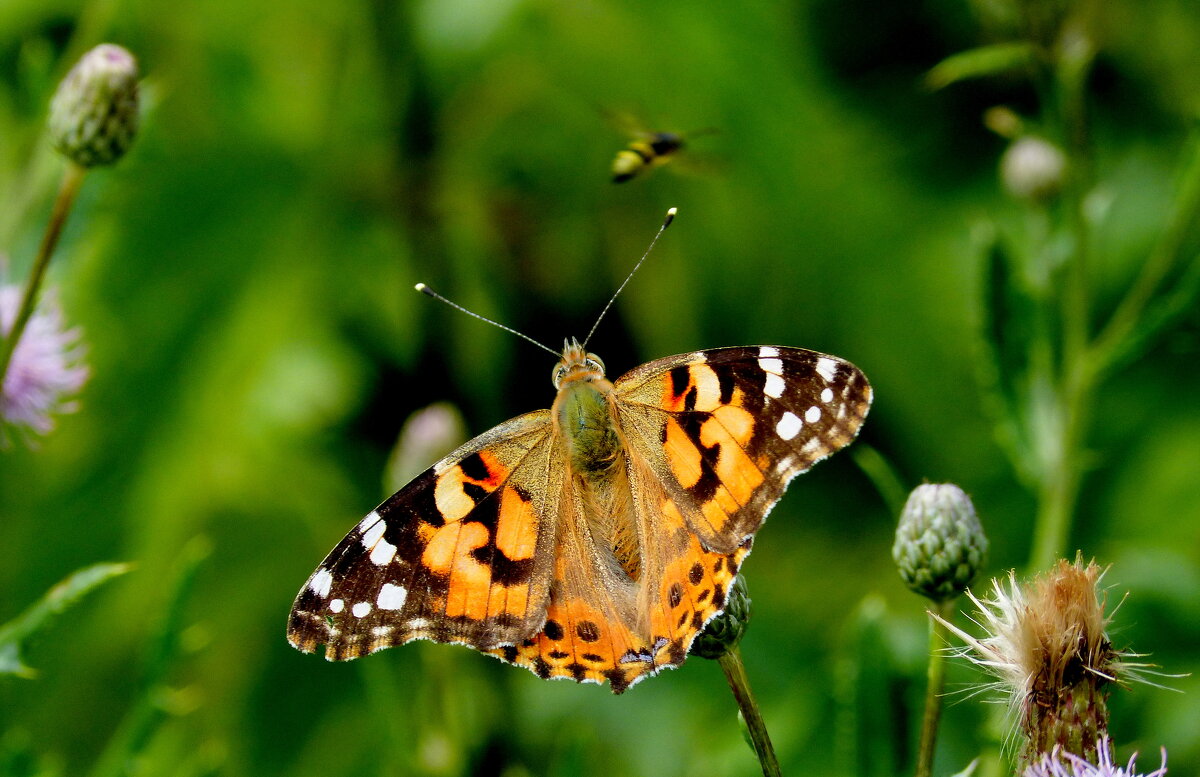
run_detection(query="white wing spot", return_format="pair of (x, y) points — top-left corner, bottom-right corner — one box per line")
(361, 517), (387, 549)
(352, 602), (372, 618)
(821, 387), (834, 403)
(329, 598), (344, 613)
(759, 357), (783, 375)
(308, 568), (333, 597)
(776, 411), (803, 440)
(372, 625), (393, 637)
(370, 538), (397, 566)
(764, 372), (785, 399)
(758, 346), (779, 359)
(407, 617), (431, 629)
(816, 357), (838, 383)
(802, 437), (826, 456)
(689, 351), (708, 363)
(357, 510), (382, 534)
(377, 583), (408, 610)
(805, 405), (822, 424)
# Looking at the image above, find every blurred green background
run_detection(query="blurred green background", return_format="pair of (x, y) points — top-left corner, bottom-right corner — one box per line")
(2, 0), (1198, 775)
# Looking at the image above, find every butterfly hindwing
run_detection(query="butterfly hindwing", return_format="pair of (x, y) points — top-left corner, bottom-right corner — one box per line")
(287, 411), (560, 660)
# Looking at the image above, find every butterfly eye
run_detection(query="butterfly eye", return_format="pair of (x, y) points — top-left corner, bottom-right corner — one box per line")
(586, 354), (605, 375)
(551, 364), (567, 388)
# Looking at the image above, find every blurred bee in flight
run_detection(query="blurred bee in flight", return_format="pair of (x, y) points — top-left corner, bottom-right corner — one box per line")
(609, 124), (717, 183)
(611, 131), (685, 183)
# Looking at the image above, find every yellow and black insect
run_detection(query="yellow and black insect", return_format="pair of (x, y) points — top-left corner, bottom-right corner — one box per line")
(611, 131), (688, 183)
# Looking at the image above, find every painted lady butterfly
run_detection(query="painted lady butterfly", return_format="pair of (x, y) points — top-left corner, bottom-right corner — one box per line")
(287, 213), (872, 693)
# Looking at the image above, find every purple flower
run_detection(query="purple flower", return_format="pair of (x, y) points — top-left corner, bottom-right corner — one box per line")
(1025, 739), (1167, 777)
(1, 284), (89, 441)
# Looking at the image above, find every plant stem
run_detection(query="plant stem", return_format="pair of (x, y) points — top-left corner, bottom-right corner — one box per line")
(718, 646), (781, 777)
(0, 162), (86, 387)
(914, 600), (952, 777)
(1025, 17), (1097, 573)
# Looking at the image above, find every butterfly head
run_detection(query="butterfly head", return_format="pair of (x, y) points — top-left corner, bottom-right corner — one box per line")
(552, 338), (606, 388)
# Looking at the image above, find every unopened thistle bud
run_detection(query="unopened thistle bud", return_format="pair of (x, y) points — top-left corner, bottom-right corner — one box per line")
(1001, 136), (1067, 202)
(48, 44), (140, 167)
(937, 559), (1160, 772)
(893, 483), (988, 602)
(692, 574), (751, 659)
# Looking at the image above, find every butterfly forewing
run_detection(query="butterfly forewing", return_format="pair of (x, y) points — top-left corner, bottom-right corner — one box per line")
(614, 346), (872, 553)
(288, 411), (559, 660)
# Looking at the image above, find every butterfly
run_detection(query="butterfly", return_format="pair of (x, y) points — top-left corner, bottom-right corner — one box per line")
(287, 338), (872, 693)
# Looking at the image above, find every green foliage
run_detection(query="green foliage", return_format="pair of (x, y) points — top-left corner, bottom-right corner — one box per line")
(925, 43), (1036, 91)
(0, 562), (130, 678)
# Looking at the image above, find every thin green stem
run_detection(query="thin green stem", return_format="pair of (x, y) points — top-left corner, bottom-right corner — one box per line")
(1024, 12), (1097, 573)
(717, 646), (781, 777)
(0, 162), (86, 387)
(1028, 373), (1091, 571)
(849, 443), (908, 518)
(914, 600), (953, 777)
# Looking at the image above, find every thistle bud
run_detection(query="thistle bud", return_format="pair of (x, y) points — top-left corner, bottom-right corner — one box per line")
(893, 483), (988, 603)
(1000, 136), (1066, 202)
(47, 44), (140, 167)
(691, 574), (751, 660)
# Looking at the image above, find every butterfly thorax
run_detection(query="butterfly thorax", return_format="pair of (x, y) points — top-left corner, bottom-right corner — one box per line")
(551, 340), (642, 580)
(552, 340), (620, 477)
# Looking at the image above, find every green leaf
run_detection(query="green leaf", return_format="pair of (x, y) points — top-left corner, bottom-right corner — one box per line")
(926, 42), (1035, 90)
(0, 562), (132, 678)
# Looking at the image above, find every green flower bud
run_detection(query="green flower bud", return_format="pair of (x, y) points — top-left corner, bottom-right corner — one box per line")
(893, 483), (988, 602)
(1000, 136), (1066, 202)
(692, 574), (751, 660)
(48, 44), (140, 167)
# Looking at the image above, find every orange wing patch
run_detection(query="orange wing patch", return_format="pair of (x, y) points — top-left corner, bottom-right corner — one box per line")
(643, 494), (752, 664)
(487, 593), (648, 691)
(660, 361), (727, 412)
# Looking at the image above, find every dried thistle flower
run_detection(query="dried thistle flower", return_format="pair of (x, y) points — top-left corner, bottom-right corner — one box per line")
(48, 43), (140, 167)
(893, 483), (988, 603)
(0, 284), (89, 441)
(1025, 737), (1167, 777)
(937, 558), (1160, 771)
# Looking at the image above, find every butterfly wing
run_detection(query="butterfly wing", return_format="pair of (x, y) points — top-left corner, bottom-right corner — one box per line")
(587, 346), (872, 685)
(614, 346), (873, 555)
(287, 410), (560, 660)
(489, 346), (872, 693)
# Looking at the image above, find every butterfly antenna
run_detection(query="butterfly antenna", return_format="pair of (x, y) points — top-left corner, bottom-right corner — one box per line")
(414, 283), (560, 358)
(582, 207), (676, 348)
